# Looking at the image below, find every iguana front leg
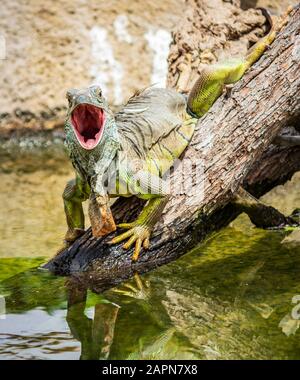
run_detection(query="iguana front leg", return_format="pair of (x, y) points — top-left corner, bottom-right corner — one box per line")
(110, 195), (169, 261)
(88, 190), (116, 237)
(63, 174), (90, 244)
(187, 8), (291, 117)
(110, 167), (170, 261)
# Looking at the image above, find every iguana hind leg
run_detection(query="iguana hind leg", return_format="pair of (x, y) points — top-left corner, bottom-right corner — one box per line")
(187, 8), (291, 118)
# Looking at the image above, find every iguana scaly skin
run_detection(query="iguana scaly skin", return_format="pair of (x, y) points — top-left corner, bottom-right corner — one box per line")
(62, 10), (287, 261)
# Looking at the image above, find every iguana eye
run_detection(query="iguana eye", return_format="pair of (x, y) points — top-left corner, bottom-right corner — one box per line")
(97, 89), (102, 98)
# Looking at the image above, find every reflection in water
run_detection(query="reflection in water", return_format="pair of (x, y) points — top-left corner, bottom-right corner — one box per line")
(0, 140), (300, 359)
(65, 274), (179, 360)
(66, 280), (120, 360)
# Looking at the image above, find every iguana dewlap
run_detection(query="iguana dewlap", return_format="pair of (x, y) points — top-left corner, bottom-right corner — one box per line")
(62, 11), (282, 260)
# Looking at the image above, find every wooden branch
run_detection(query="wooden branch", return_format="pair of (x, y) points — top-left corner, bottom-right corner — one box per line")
(233, 187), (294, 228)
(44, 6), (300, 290)
(274, 134), (300, 147)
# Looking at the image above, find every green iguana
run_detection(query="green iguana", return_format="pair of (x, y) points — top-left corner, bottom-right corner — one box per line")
(62, 10), (288, 261)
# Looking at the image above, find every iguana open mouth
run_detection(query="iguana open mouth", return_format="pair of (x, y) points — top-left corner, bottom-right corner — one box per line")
(71, 104), (105, 150)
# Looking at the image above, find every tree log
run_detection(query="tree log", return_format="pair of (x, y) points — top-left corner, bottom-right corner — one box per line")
(44, 5), (300, 290)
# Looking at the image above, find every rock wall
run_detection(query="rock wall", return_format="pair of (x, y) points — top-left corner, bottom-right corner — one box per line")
(0, 0), (185, 131)
(0, 0), (296, 133)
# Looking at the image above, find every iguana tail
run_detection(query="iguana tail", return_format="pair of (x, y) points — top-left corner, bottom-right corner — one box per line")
(187, 7), (291, 118)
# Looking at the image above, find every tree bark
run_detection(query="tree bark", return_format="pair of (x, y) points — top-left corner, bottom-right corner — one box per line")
(167, 0), (271, 92)
(44, 4), (300, 291)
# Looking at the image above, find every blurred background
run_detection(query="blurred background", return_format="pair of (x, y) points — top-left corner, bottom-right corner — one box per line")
(0, 0), (295, 133)
(0, 0), (185, 132)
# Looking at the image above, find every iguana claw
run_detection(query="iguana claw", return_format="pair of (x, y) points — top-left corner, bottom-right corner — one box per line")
(110, 222), (151, 261)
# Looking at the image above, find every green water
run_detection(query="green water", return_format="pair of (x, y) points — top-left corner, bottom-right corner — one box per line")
(0, 137), (300, 360)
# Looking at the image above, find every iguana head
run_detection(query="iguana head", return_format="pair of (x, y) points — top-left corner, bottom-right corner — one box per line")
(65, 85), (113, 150)
(64, 85), (120, 237)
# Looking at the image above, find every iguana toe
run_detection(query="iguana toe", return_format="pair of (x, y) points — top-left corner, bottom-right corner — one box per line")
(110, 223), (151, 261)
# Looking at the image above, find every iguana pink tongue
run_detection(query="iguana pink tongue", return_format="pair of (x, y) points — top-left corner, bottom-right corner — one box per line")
(88, 194), (116, 237)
